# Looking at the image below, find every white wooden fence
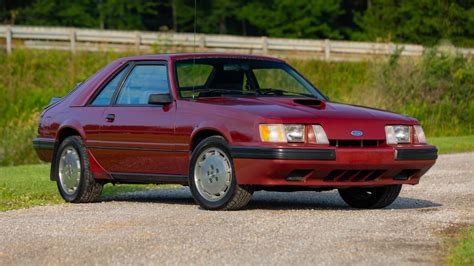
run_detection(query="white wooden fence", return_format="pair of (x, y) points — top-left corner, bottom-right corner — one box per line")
(1, 25), (473, 61)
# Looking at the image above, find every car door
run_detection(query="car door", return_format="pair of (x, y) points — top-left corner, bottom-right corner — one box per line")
(84, 64), (129, 161)
(92, 61), (179, 175)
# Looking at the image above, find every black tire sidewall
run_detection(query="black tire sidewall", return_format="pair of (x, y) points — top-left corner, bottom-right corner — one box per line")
(338, 185), (402, 209)
(189, 136), (238, 210)
(54, 136), (89, 202)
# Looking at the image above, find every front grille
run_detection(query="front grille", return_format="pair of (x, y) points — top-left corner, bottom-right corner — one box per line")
(329, 139), (383, 147)
(323, 169), (387, 182)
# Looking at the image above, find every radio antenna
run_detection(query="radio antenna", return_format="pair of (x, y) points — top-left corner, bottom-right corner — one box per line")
(192, 0), (197, 100)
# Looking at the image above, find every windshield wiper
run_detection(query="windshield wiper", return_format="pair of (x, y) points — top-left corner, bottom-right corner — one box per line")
(257, 88), (317, 98)
(193, 88), (245, 98)
(192, 88), (317, 99)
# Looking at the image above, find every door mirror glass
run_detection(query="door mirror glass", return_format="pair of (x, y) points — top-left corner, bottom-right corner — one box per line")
(148, 93), (172, 105)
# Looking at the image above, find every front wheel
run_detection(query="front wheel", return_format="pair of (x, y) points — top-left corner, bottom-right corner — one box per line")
(54, 136), (103, 203)
(189, 136), (253, 210)
(338, 185), (402, 209)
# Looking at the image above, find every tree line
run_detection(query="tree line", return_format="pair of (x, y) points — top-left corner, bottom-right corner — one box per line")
(1, 0), (473, 47)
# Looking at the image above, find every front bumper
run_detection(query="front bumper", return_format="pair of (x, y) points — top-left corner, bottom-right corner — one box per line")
(231, 146), (437, 187)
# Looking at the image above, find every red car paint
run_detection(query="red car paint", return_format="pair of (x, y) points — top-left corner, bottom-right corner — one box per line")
(33, 53), (437, 188)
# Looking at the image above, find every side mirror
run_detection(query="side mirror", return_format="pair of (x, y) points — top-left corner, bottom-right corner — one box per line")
(148, 93), (172, 105)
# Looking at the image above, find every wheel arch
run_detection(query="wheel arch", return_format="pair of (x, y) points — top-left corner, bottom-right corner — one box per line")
(51, 122), (86, 181)
(190, 127), (230, 151)
(56, 120), (86, 143)
(56, 127), (82, 144)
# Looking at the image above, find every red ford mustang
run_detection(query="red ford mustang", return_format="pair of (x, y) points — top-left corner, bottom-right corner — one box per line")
(33, 53), (437, 210)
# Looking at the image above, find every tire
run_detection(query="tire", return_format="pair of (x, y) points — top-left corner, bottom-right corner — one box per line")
(338, 185), (402, 209)
(189, 136), (253, 210)
(53, 136), (103, 203)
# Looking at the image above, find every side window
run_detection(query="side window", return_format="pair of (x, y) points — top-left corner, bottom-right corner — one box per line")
(116, 65), (169, 105)
(90, 67), (127, 106)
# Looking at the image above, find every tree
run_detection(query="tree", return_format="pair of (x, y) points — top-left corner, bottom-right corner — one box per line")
(97, 0), (157, 30)
(172, 0), (241, 34)
(354, 0), (474, 47)
(18, 0), (98, 27)
(0, 0), (473, 47)
(1, 0), (34, 24)
(239, 0), (344, 39)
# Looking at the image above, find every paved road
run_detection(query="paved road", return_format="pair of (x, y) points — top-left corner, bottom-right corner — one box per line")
(1, 153), (473, 265)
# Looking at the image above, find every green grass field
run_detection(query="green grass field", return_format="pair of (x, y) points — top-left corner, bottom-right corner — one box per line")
(0, 164), (164, 211)
(429, 136), (474, 154)
(447, 227), (474, 265)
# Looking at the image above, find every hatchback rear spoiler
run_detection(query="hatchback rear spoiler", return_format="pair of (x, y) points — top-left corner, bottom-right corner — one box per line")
(49, 97), (62, 105)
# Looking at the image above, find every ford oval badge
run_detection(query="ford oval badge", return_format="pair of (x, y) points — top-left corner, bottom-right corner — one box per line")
(351, 130), (363, 137)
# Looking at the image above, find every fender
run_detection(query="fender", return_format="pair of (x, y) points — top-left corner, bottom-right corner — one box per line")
(191, 122), (233, 145)
(56, 119), (87, 141)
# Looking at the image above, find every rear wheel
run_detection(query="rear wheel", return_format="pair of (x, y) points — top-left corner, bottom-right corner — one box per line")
(338, 185), (402, 209)
(54, 136), (103, 203)
(189, 136), (253, 210)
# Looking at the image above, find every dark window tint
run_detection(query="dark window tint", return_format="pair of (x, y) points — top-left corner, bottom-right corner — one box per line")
(91, 68), (127, 106)
(116, 65), (169, 105)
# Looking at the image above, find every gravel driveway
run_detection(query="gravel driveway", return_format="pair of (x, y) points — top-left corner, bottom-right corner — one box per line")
(1, 153), (473, 265)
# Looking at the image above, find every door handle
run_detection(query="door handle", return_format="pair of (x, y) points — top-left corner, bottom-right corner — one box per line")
(105, 114), (115, 122)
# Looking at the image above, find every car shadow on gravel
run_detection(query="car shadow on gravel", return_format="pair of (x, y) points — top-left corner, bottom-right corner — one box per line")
(247, 192), (442, 211)
(101, 188), (196, 206)
(101, 187), (441, 211)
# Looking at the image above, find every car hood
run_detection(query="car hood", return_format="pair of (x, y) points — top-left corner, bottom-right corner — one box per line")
(195, 97), (417, 140)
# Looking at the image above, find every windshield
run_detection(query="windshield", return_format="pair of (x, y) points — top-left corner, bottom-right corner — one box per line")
(175, 58), (325, 99)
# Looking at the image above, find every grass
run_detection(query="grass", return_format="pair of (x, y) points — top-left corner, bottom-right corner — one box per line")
(429, 136), (474, 154)
(0, 164), (163, 212)
(447, 227), (474, 265)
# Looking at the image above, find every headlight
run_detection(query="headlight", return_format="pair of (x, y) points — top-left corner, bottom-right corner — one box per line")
(385, 125), (410, 144)
(259, 124), (305, 143)
(284, 124), (305, 142)
(413, 125), (426, 144)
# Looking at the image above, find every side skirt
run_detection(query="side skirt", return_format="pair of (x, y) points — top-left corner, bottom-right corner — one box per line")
(111, 172), (188, 185)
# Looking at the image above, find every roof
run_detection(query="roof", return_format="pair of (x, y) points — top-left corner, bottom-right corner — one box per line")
(114, 53), (285, 63)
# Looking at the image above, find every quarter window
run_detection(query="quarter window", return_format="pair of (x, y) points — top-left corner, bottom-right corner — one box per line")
(90, 67), (127, 106)
(116, 65), (169, 105)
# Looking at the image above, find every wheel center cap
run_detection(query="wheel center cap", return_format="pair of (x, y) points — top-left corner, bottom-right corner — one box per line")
(207, 164), (221, 183)
(200, 156), (227, 194)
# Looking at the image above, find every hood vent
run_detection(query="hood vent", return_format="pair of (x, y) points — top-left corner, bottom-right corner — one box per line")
(293, 99), (326, 109)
